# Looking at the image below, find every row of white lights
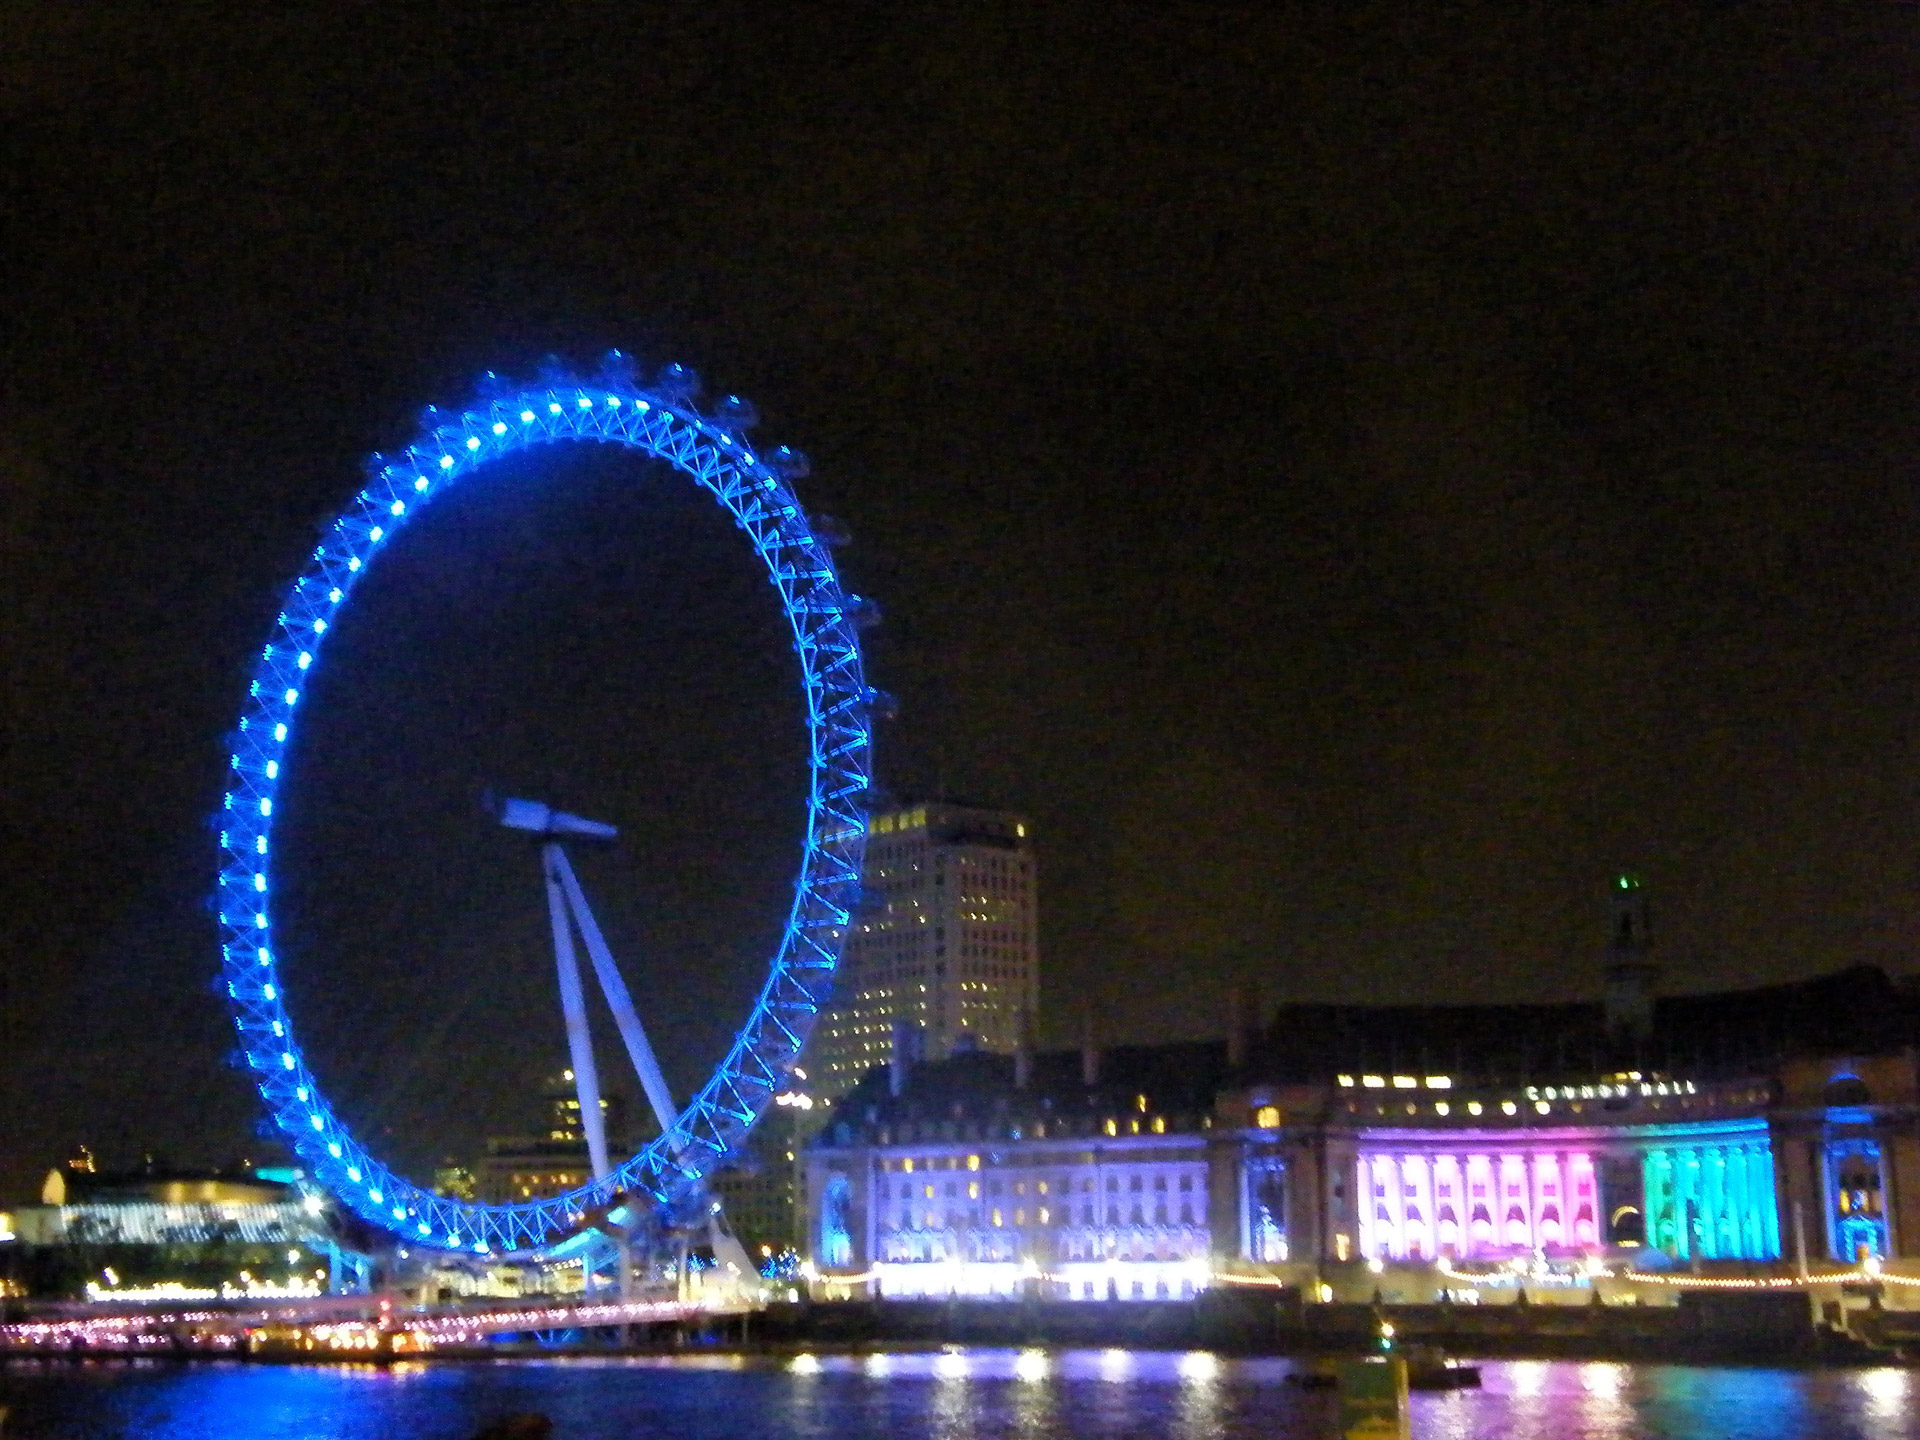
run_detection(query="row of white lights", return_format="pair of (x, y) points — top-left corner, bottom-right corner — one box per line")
(1336, 1074), (1700, 1101)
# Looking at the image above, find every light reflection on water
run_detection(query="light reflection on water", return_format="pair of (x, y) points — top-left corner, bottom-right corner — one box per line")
(2, 1352), (1917, 1440)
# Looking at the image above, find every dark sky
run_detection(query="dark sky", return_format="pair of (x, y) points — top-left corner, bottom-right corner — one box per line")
(3, 5), (1918, 1200)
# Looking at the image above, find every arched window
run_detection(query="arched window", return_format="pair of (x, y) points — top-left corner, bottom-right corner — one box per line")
(1244, 1158), (1287, 1263)
(1833, 1141), (1888, 1261)
(1469, 1205), (1494, 1246)
(821, 1175), (854, 1268)
(1824, 1074), (1872, 1108)
(1504, 1205), (1529, 1246)
(1538, 1204), (1562, 1246)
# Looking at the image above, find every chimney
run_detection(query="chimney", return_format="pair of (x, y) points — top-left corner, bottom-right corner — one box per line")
(1081, 1010), (1100, 1088)
(1602, 873), (1658, 1045)
(1227, 982), (1248, 1071)
(1014, 1007), (1033, 1090)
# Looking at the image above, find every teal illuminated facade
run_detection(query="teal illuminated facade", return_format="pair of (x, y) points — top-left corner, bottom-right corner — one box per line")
(1638, 1122), (1780, 1261)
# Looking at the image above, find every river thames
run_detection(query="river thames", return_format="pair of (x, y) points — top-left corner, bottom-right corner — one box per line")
(2, 1350), (1917, 1440)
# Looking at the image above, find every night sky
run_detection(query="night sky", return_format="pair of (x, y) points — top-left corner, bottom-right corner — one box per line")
(4, 6), (1918, 1199)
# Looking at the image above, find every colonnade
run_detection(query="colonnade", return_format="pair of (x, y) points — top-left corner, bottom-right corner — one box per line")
(1642, 1142), (1780, 1260)
(1354, 1149), (1600, 1260)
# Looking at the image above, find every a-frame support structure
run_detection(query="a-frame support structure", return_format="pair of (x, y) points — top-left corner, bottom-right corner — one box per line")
(499, 797), (681, 1179)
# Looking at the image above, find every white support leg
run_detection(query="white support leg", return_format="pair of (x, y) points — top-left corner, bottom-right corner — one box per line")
(552, 847), (683, 1150)
(545, 842), (611, 1180)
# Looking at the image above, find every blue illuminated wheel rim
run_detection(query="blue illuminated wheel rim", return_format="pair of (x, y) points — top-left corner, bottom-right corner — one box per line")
(216, 358), (872, 1255)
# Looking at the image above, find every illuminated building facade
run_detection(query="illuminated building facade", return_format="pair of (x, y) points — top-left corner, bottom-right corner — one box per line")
(0, 1159), (351, 1302)
(811, 802), (1037, 1098)
(805, 1042), (1219, 1300)
(474, 1072), (628, 1204)
(10, 1164), (314, 1247)
(1277, 1088), (1790, 1268)
(804, 942), (1920, 1297)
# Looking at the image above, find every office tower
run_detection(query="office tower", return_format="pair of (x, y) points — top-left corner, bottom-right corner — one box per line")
(810, 802), (1037, 1099)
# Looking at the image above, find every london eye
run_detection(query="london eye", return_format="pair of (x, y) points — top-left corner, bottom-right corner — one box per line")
(215, 355), (874, 1257)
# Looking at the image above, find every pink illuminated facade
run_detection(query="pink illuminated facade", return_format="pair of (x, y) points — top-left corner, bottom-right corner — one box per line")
(1352, 1138), (1600, 1260)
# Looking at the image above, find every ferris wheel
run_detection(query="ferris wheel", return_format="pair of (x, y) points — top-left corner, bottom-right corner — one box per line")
(215, 355), (874, 1257)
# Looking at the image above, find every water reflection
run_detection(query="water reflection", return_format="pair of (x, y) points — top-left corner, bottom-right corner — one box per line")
(1178, 1350), (1221, 1382)
(1571, 1361), (1637, 1440)
(1173, 1349), (1224, 1440)
(1009, 1349), (1055, 1439)
(1858, 1367), (1910, 1427)
(928, 1350), (972, 1440)
(1509, 1358), (1550, 1396)
(5, 1351), (1920, 1440)
(1013, 1348), (1049, 1383)
(1644, 1364), (1819, 1440)
(1581, 1362), (1627, 1397)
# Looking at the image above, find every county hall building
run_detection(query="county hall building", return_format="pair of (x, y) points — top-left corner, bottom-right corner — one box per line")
(802, 882), (1920, 1303)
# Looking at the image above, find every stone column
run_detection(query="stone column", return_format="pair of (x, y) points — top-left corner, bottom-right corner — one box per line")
(1758, 1142), (1782, 1259)
(1679, 1148), (1699, 1262)
(1387, 1156), (1407, 1261)
(1523, 1152), (1539, 1252)
(1641, 1149), (1665, 1258)
(1556, 1150), (1571, 1247)
(1705, 1146), (1724, 1260)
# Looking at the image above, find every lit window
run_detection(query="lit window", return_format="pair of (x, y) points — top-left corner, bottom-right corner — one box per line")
(1255, 1106), (1280, 1129)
